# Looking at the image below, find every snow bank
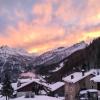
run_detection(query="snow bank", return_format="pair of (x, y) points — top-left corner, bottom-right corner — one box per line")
(0, 95), (62, 100)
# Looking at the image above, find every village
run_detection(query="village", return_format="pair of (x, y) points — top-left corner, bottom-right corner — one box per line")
(0, 68), (100, 100)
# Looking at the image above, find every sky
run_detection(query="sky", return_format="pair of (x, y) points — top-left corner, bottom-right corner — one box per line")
(0, 0), (100, 54)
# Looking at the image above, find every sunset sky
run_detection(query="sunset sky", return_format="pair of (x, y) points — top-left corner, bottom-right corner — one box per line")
(0, 0), (100, 53)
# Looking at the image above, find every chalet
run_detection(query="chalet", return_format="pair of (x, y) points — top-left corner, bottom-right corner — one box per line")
(91, 74), (100, 90)
(48, 82), (65, 97)
(16, 79), (50, 97)
(16, 78), (65, 97)
(63, 70), (96, 100)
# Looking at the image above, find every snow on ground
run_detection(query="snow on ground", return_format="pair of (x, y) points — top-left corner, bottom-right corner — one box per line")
(0, 95), (63, 100)
(12, 83), (17, 90)
(50, 62), (64, 72)
(50, 66), (63, 72)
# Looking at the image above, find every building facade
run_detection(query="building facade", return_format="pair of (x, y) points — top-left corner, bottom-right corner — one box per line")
(63, 71), (96, 100)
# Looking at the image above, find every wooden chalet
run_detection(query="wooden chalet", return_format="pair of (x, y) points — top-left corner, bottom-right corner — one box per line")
(16, 79), (50, 97)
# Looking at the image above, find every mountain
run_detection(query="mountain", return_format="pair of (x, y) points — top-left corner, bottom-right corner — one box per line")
(34, 41), (87, 66)
(34, 41), (88, 77)
(1, 38), (100, 83)
(0, 41), (87, 82)
(0, 45), (35, 57)
(45, 38), (100, 82)
(0, 45), (36, 82)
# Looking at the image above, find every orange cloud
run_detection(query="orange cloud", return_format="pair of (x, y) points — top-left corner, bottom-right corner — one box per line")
(0, 0), (100, 54)
(0, 21), (66, 53)
(0, 19), (100, 54)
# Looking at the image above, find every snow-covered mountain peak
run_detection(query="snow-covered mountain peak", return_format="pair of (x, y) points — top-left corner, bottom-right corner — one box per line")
(52, 41), (87, 53)
(34, 41), (87, 65)
(0, 45), (10, 50)
(65, 41), (87, 52)
(71, 41), (87, 48)
(0, 45), (32, 56)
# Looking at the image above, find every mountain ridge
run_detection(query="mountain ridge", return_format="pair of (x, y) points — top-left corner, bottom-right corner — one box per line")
(0, 40), (92, 83)
(34, 41), (87, 66)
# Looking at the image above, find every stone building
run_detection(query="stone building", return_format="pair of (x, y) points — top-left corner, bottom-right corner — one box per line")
(63, 70), (96, 100)
(91, 74), (100, 90)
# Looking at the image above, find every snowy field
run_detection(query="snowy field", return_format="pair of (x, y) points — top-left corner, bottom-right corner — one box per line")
(0, 95), (64, 100)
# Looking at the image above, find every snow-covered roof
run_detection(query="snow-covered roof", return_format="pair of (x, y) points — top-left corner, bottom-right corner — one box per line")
(17, 78), (64, 92)
(63, 70), (94, 83)
(92, 69), (100, 75)
(18, 78), (34, 83)
(91, 75), (100, 82)
(80, 89), (98, 94)
(17, 79), (48, 90)
(48, 82), (64, 91)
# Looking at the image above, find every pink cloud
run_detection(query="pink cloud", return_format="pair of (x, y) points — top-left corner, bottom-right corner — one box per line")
(0, 0), (100, 53)
(32, 2), (52, 25)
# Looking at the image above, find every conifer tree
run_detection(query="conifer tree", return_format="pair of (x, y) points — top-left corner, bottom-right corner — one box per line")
(1, 72), (14, 100)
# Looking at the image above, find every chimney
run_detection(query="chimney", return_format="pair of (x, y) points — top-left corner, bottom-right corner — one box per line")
(97, 71), (99, 75)
(82, 69), (85, 76)
(17, 81), (21, 87)
(71, 75), (74, 79)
